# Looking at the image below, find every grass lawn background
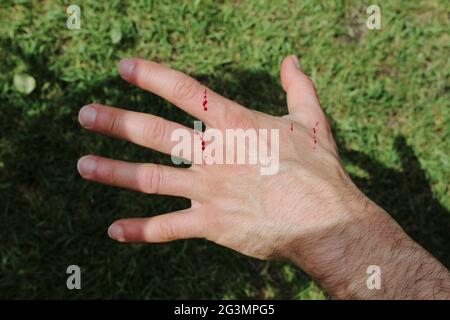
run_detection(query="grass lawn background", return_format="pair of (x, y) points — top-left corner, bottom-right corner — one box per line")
(0, 0), (448, 299)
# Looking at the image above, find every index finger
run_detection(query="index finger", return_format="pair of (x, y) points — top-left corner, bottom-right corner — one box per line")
(118, 58), (243, 127)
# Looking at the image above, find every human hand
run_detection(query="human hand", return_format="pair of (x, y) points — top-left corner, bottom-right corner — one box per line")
(77, 56), (450, 299)
(77, 55), (354, 256)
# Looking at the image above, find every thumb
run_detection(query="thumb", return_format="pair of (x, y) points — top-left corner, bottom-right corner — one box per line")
(280, 55), (324, 123)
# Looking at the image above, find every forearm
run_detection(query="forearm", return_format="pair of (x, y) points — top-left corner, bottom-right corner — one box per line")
(288, 196), (450, 299)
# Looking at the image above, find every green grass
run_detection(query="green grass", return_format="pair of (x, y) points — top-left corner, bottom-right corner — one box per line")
(0, 0), (448, 299)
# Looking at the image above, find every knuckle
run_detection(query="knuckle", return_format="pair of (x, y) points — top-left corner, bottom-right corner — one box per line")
(139, 164), (162, 194)
(144, 117), (167, 147)
(301, 74), (315, 86)
(107, 165), (120, 185)
(158, 219), (177, 241)
(173, 76), (200, 101)
(107, 112), (122, 134)
(131, 226), (144, 242)
(211, 100), (228, 124)
(302, 75), (318, 94)
(134, 62), (153, 86)
(223, 107), (254, 129)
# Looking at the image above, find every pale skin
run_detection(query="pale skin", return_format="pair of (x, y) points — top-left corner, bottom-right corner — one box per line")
(77, 55), (450, 299)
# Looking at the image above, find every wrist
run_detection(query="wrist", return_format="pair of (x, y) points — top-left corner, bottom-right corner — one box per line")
(283, 190), (383, 293)
(287, 193), (450, 299)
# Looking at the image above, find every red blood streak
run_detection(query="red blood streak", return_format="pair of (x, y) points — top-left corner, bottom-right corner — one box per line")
(201, 135), (205, 164)
(195, 130), (206, 161)
(202, 89), (208, 111)
(290, 123), (293, 131)
(312, 121), (319, 149)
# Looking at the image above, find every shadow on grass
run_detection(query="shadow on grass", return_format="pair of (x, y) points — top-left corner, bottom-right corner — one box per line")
(341, 137), (450, 266)
(0, 64), (448, 299)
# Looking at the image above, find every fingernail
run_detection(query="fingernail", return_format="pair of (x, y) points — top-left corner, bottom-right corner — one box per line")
(77, 156), (97, 176)
(118, 58), (136, 79)
(292, 55), (300, 69)
(108, 224), (124, 241)
(78, 105), (97, 128)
